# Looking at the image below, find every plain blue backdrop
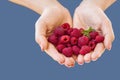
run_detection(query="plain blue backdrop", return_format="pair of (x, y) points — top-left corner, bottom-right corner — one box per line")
(0, 0), (120, 80)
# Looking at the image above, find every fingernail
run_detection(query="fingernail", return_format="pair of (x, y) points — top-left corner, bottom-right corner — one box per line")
(78, 62), (84, 65)
(40, 45), (44, 51)
(92, 58), (97, 61)
(85, 60), (90, 63)
(59, 61), (64, 64)
(108, 45), (112, 50)
(67, 64), (74, 68)
(59, 62), (64, 65)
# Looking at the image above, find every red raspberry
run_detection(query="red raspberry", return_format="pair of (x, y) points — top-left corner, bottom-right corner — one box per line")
(66, 43), (72, 47)
(59, 35), (70, 44)
(61, 23), (70, 31)
(70, 28), (81, 38)
(79, 45), (91, 55)
(48, 34), (58, 45)
(67, 28), (73, 35)
(95, 35), (104, 43)
(56, 44), (65, 53)
(79, 28), (84, 36)
(54, 27), (65, 36)
(62, 47), (73, 57)
(70, 37), (78, 45)
(90, 31), (98, 39)
(88, 40), (96, 50)
(78, 36), (89, 47)
(72, 46), (80, 55)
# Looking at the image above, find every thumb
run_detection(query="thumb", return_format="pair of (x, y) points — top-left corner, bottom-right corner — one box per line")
(35, 17), (48, 51)
(102, 20), (115, 50)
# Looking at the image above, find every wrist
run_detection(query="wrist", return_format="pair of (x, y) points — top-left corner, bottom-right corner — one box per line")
(9, 0), (59, 14)
(81, 0), (116, 11)
(38, 0), (59, 13)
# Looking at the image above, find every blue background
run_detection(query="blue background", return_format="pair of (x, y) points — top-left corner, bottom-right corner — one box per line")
(0, 0), (120, 80)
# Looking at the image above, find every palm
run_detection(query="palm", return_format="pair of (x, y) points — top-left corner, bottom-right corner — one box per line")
(41, 7), (72, 37)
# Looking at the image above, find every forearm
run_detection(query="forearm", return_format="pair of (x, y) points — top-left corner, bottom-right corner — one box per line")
(9, 0), (58, 14)
(82, 0), (116, 11)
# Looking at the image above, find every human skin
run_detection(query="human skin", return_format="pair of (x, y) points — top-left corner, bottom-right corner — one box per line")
(9, 0), (116, 67)
(9, 0), (75, 68)
(73, 0), (116, 65)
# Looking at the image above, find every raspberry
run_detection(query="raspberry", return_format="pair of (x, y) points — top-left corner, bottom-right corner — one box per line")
(56, 44), (65, 53)
(79, 45), (91, 55)
(90, 31), (98, 39)
(78, 36), (89, 47)
(61, 23), (70, 31)
(48, 23), (104, 57)
(88, 40), (96, 50)
(48, 34), (58, 45)
(54, 27), (65, 36)
(95, 35), (104, 43)
(66, 43), (71, 47)
(72, 46), (80, 55)
(70, 28), (81, 38)
(59, 35), (70, 44)
(62, 47), (73, 57)
(67, 28), (73, 35)
(79, 28), (84, 36)
(70, 37), (78, 45)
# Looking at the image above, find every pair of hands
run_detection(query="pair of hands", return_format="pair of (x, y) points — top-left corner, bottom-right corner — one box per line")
(35, 1), (115, 68)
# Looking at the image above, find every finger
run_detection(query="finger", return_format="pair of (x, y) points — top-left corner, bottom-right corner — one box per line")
(72, 55), (77, 61)
(64, 57), (75, 68)
(91, 43), (105, 61)
(77, 54), (84, 65)
(84, 53), (92, 63)
(102, 20), (115, 50)
(35, 18), (48, 51)
(45, 43), (65, 64)
(73, 13), (85, 29)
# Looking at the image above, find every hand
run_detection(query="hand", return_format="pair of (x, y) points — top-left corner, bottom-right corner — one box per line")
(73, 1), (115, 65)
(35, 2), (75, 67)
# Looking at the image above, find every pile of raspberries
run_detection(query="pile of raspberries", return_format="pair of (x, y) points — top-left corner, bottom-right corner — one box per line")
(48, 23), (104, 57)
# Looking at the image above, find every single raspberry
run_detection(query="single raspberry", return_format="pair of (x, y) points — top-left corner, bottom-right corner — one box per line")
(61, 23), (70, 31)
(79, 45), (91, 55)
(95, 35), (104, 43)
(72, 46), (80, 55)
(66, 43), (72, 47)
(67, 28), (73, 35)
(59, 35), (70, 44)
(54, 27), (65, 36)
(78, 36), (89, 47)
(79, 28), (84, 36)
(88, 40), (96, 50)
(62, 47), (73, 57)
(70, 28), (80, 38)
(56, 44), (65, 53)
(90, 31), (98, 39)
(70, 37), (78, 45)
(79, 28), (84, 32)
(48, 34), (58, 45)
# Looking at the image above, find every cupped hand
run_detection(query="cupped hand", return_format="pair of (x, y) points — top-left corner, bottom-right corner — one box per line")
(73, 1), (115, 65)
(35, 2), (75, 67)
